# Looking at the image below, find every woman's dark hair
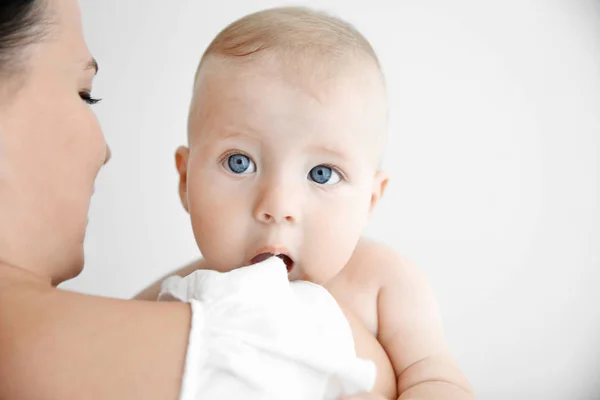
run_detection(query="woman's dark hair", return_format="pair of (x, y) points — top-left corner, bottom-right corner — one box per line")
(0, 0), (49, 77)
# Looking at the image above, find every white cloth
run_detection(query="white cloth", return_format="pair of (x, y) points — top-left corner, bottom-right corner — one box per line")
(158, 256), (376, 400)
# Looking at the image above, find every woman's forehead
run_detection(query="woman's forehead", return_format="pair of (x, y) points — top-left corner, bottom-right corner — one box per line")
(37, 0), (91, 68)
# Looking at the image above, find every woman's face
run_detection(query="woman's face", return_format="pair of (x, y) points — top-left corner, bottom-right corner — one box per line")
(0, 0), (109, 284)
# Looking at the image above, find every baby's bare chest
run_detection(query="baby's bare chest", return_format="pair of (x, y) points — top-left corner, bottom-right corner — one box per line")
(326, 278), (397, 399)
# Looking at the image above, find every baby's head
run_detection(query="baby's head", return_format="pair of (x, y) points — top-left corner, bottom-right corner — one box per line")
(176, 7), (389, 284)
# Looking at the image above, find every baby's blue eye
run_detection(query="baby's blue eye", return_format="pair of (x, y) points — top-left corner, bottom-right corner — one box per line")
(225, 154), (256, 174)
(308, 165), (341, 185)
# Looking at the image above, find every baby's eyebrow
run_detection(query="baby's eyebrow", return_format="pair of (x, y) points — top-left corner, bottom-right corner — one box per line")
(220, 131), (256, 140)
(309, 145), (349, 161)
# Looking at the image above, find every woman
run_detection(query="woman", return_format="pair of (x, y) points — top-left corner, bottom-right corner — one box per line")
(0, 1), (394, 399)
(0, 1), (192, 398)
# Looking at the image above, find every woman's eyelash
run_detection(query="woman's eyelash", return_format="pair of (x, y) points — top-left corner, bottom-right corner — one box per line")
(79, 91), (102, 105)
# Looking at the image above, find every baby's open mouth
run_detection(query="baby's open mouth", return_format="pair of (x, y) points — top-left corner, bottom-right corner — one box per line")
(250, 253), (294, 273)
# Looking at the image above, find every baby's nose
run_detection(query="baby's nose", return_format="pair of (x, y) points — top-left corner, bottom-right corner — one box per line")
(257, 211), (296, 224)
(253, 184), (299, 224)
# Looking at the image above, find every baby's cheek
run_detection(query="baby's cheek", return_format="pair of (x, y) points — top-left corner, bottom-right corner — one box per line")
(305, 207), (360, 277)
(191, 193), (247, 271)
(330, 199), (367, 252)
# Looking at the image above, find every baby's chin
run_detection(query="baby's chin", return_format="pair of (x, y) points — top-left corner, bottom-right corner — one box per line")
(288, 265), (344, 286)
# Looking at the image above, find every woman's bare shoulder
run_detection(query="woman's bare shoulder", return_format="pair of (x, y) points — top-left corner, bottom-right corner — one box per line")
(0, 281), (190, 400)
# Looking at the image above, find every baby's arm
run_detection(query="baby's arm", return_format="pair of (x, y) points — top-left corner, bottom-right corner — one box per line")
(134, 258), (207, 300)
(375, 248), (474, 400)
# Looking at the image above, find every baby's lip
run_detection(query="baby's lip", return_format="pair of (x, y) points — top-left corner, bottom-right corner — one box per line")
(250, 252), (274, 264)
(250, 248), (294, 272)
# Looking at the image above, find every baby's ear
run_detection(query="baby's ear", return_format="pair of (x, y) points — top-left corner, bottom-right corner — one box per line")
(369, 170), (389, 214)
(175, 146), (190, 213)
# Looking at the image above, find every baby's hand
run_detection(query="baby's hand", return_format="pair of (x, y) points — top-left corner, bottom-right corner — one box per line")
(340, 392), (389, 400)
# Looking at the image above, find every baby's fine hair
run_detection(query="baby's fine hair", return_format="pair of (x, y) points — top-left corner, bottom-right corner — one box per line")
(194, 6), (382, 83)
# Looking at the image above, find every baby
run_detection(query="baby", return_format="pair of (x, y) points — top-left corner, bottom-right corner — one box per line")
(138, 7), (473, 400)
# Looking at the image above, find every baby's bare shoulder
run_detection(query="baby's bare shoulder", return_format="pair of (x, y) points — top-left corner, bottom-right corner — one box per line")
(345, 237), (414, 287)
(345, 240), (474, 397)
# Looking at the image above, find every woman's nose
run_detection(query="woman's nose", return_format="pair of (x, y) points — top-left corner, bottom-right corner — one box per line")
(103, 145), (111, 165)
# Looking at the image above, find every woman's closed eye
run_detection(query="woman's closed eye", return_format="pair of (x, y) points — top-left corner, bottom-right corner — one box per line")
(308, 165), (342, 185)
(223, 153), (256, 174)
(79, 91), (102, 105)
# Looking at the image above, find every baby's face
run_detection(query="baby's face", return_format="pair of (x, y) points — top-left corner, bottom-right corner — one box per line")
(177, 57), (388, 284)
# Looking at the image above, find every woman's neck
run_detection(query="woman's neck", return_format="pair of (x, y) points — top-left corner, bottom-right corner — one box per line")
(0, 260), (52, 288)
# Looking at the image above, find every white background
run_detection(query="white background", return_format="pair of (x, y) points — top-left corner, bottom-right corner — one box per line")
(64, 0), (600, 398)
